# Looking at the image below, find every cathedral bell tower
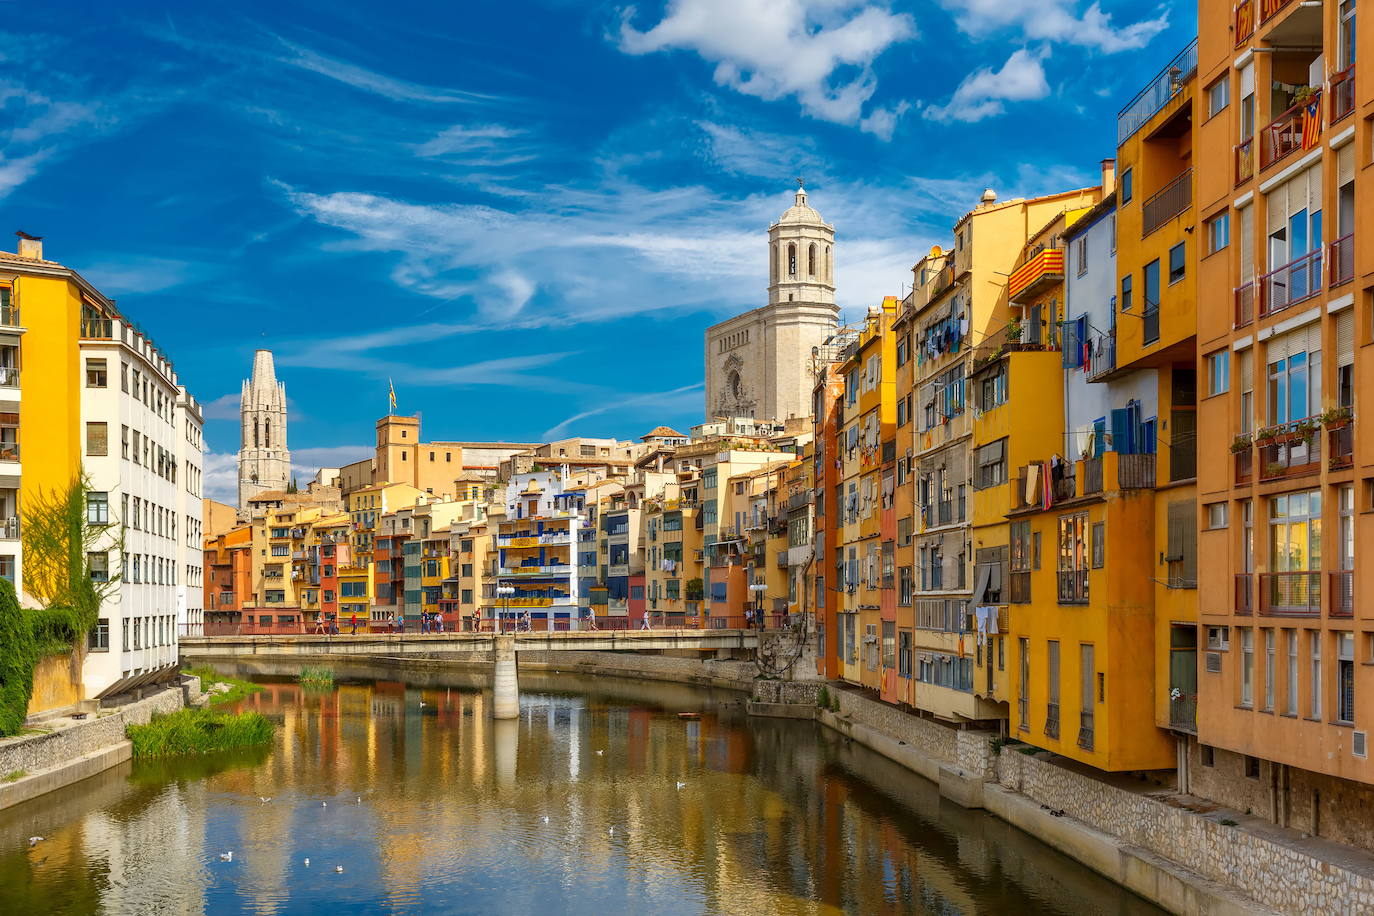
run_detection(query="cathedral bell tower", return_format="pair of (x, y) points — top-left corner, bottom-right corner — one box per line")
(768, 184), (836, 306)
(238, 349), (291, 506)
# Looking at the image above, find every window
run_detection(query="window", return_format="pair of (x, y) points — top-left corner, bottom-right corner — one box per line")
(1263, 629), (1275, 711)
(1168, 242), (1186, 284)
(1310, 629), (1323, 719)
(973, 439), (1006, 489)
(86, 491), (109, 525)
(1143, 260), (1160, 343)
(1287, 629), (1299, 715)
(1046, 640), (1061, 738)
(86, 422), (108, 457)
(1165, 499), (1197, 588)
(1090, 521), (1105, 568)
(1057, 513), (1089, 603)
(977, 363), (1008, 411)
(88, 618), (109, 651)
(1009, 520), (1032, 603)
(88, 551), (109, 582)
(1240, 628), (1254, 707)
(1120, 168), (1132, 203)
(1206, 212), (1231, 254)
(1019, 638), (1030, 730)
(1338, 632), (1355, 723)
(1206, 502), (1229, 529)
(898, 630), (912, 679)
(86, 359), (107, 388)
(1207, 76), (1229, 118)
(1120, 274), (1133, 312)
(1266, 333), (1321, 425)
(1203, 350), (1230, 398)
(1208, 626), (1230, 650)
(1074, 235), (1088, 277)
(882, 620), (895, 670)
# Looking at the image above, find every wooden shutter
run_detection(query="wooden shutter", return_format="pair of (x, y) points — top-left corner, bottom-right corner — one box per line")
(1238, 347), (1254, 393)
(1305, 162), (1323, 216)
(1338, 144), (1355, 188)
(1166, 499), (1197, 586)
(1337, 309), (1355, 367)
(1239, 204), (1255, 283)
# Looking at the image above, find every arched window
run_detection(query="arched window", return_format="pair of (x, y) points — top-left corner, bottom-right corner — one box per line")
(264, 420), (270, 448)
(771, 243), (778, 284)
(808, 243), (816, 277)
(788, 243), (797, 277)
(825, 246), (832, 283)
(253, 419), (259, 448)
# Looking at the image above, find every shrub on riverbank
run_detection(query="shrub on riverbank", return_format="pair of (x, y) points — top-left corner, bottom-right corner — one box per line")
(127, 709), (274, 758)
(182, 666), (263, 706)
(297, 667), (334, 688)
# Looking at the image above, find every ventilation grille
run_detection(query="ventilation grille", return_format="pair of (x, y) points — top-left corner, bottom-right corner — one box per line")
(1355, 731), (1368, 759)
(1205, 652), (1222, 673)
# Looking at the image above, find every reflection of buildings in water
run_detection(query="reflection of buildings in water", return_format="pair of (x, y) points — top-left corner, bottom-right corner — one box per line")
(493, 718), (518, 786)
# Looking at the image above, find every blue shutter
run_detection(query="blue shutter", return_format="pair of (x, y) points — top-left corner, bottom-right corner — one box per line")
(1110, 408), (1134, 454)
(1062, 320), (1081, 368)
(1140, 418), (1157, 455)
(1093, 418), (1107, 457)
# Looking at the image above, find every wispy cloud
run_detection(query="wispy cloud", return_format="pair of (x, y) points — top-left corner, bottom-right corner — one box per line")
(542, 382), (705, 440)
(617, 0), (916, 137)
(695, 120), (824, 179)
(201, 451), (240, 504)
(268, 35), (503, 105)
(925, 49), (1050, 123)
(939, 0), (1168, 53)
(79, 255), (219, 295)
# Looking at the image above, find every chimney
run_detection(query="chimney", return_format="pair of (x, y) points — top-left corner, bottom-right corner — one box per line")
(15, 231), (42, 261)
(1100, 158), (1117, 194)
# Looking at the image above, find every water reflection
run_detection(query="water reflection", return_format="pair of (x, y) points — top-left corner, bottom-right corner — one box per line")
(0, 668), (1163, 915)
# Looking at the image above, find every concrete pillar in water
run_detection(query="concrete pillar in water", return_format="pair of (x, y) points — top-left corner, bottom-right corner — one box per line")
(492, 635), (519, 719)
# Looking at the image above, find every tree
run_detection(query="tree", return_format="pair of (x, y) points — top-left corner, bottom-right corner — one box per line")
(20, 472), (119, 632)
(0, 579), (36, 735)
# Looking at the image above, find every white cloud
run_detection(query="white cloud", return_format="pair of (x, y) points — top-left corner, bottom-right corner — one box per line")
(201, 451), (240, 504)
(940, 0), (1168, 53)
(617, 0), (915, 136)
(542, 383), (704, 440)
(415, 124), (527, 158)
(269, 35), (501, 105)
(78, 255), (217, 295)
(696, 120), (823, 179)
(925, 49), (1050, 123)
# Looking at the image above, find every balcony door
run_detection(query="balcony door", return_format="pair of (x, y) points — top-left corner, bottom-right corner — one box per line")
(1265, 166), (1323, 308)
(1268, 490), (1321, 614)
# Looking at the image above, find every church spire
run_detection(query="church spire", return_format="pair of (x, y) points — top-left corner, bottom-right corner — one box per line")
(238, 348), (291, 506)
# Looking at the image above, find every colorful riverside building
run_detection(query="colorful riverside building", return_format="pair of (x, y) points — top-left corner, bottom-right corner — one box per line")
(1187, 0), (1374, 845)
(495, 470), (586, 629)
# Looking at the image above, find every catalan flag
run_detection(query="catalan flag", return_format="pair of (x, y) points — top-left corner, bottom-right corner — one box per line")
(388, 378), (397, 413)
(1300, 99), (1322, 150)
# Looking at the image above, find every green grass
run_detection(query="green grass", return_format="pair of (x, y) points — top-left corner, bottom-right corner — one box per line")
(126, 708), (275, 758)
(297, 666), (335, 688)
(182, 666), (264, 706)
(2, 770), (25, 783)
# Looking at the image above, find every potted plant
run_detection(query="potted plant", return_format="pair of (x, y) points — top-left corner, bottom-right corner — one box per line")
(1264, 461), (1285, 479)
(1294, 418), (1320, 444)
(1229, 433), (1253, 454)
(1255, 425), (1279, 445)
(1321, 406), (1353, 429)
(1292, 85), (1320, 107)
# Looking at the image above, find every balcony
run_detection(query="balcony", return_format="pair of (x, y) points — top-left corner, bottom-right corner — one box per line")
(1330, 571), (1354, 618)
(1141, 169), (1192, 237)
(1257, 420), (1320, 480)
(1057, 569), (1088, 605)
(1235, 139), (1255, 185)
(1234, 447), (1253, 485)
(1044, 703), (1060, 739)
(1081, 458), (1103, 495)
(1118, 454), (1156, 489)
(1170, 690), (1197, 732)
(1142, 298), (1160, 346)
(1234, 282), (1255, 328)
(1260, 92), (1321, 172)
(1330, 420), (1354, 470)
(1077, 712), (1095, 751)
(0, 367), (17, 388)
(1007, 245), (1064, 304)
(1260, 249), (1322, 318)
(1330, 234), (1355, 288)
(1235, 574), (1254, 615)
(1259, 571), (1320, 617)
(1331, 65), (1356, 123)
(0, 301), (18, 328)
(80, 317), (113, 339)
(1117, 38), (1197, 145)
(1052, 473), (1076, 503)
(1085, 332), (1116, 383)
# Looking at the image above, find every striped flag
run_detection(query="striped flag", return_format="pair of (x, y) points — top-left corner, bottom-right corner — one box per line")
(1300, 99), (1321, 149)
(388, 378), (397, 413)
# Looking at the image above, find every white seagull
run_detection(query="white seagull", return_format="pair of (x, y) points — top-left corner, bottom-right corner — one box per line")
(595, 750), (604, 756)
(542, 816), (550, 824)
(304, 858), (310, 867)
(28, 837), (43, 847)
(322, 801), (328, 807)
(336, 865), (345, 873)
(608, 826), (615, 836)
(676, 781), (686, 790)
(259, 797), (273, 803)
(219, 851), (233, 862)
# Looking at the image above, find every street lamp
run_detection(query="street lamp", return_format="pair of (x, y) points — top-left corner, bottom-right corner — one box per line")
(748, 582), (767, 629)
(497, 584), (515, 633)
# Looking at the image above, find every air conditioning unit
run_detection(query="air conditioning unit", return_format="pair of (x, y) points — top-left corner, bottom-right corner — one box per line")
(1205, 652), (1222, 673)
(1355, 731), (1368, 759)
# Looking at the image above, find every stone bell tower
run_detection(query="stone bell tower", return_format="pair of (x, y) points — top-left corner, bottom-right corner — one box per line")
(238, 349), (290, 506)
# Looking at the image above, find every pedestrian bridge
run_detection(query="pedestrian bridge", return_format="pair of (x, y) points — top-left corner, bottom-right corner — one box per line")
(179, 628), (760, 658)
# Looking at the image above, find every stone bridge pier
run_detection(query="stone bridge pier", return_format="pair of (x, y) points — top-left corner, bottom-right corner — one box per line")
(492, 635), (520, 720)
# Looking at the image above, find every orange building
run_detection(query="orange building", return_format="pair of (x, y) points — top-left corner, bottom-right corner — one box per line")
(1190, 0), (1374, 846)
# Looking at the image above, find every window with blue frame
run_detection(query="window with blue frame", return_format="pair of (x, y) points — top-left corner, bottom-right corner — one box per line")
(1109, 401), (1158, 454)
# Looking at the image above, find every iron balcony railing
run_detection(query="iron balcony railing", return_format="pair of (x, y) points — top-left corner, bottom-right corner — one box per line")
(80, 317), (113, 339)
(1077, 712), (1095, 751)
(1170, 691), (1197, 732)
(1260, 248), (1323, 317)
(1330, 234), (1355, 288)
(1010, 570), (1031, 604)
(1257, 419), (1321, 480)
(1234, 282), (1255, 328)
(1141, 169), (1193, 237)
(1261, 92), (1321, 171)
(1117, 38), (1198, 145)
(1259, 571), (1321, 617)
(1330, 421), (1354, 470)
(1058, 569), (1088, 604)
(1235, 573), (1254, 615)
(1142, 297), (1160, 346)
(1235, 448), (1254, 485)
(1330, 571), (1354, 618)
(1086, 332), (1116, 382)
(1332, 65), (1356, 122)
(1044, 703), (1060, 739)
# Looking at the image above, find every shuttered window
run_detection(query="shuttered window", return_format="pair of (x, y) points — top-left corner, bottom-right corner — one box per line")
(1165, 500), (1197, 588)
(1337, 309), (1355, 368)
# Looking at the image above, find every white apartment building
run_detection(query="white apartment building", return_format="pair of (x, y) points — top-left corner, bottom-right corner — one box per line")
(0, 281), (19, 599)
(80, 319), (203, 697)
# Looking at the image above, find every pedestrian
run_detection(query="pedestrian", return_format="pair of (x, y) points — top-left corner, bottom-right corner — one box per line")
(329, 616), (339, 636)
(314, 614), (325, 635)
(350, 612), (359, 635)
(397, 613), (405, 634)
(435, 615), (444, 634)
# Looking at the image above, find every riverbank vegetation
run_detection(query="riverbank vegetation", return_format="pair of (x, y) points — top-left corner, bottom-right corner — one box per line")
(1, 476), (116, 737)
(127, 709), (274, 758)
(182, 666), (263, 706)
(297, 667), (334, 688)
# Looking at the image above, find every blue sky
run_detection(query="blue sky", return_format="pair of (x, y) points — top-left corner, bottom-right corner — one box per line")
(1, 0), (1193, 500)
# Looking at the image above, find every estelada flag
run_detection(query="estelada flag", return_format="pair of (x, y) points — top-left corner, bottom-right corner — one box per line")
(1301, 100), (1321, 149)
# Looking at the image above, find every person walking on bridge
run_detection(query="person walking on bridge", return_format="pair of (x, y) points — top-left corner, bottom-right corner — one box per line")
(350, 612), (360, 635)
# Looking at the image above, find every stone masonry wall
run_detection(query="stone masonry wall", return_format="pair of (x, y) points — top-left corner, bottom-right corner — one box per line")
(997, 747), (1374, 914)
(832, 687), (959, 764)
(0, 682), (190, 778)
(751, 680), (822, 705)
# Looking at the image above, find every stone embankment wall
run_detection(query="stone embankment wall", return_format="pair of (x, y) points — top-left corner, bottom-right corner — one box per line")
(0, 681), (191, 811)
(517, 650), (758, 689)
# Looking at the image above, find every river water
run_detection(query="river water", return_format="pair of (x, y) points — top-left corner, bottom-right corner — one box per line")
(0, 666), (1164, 915)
